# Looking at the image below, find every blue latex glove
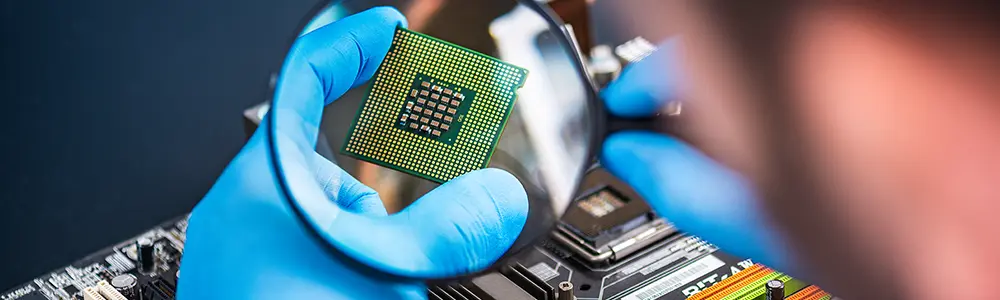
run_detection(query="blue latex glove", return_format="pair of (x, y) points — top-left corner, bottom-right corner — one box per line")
(600, 40), (794, 272)
(178, 7), (529, 299)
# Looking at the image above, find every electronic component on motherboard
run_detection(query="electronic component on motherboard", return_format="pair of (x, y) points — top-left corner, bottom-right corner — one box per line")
(467, 273), (534, 300)
(342, 27), (527, 183)
(10, 290), (47, 300)
(2, 216), (189, 300)
(141, 278), (176, 300)
(136, 238), (156, 274)
(685, 263), (820, 300)
(82, 286), (105, 300)
(557, 281), (574, 300)
(614, 36), (657, 63)
(96, 280), (128, 300)
(767, 279), (786, 300)
(553, 168), (676, 265)
(110, 274), (137, 298)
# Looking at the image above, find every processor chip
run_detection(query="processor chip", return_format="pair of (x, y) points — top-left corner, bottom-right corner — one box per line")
(342, 27), (528, 183)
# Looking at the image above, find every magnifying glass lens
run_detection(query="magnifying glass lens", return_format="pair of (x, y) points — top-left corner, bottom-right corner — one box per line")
(268, 0), (598, 278)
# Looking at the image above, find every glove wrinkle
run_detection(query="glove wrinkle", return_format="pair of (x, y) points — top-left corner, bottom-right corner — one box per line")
(306, 61), (335, 106)
(451, 221), (478, 273)
(348, 30), (370, 86)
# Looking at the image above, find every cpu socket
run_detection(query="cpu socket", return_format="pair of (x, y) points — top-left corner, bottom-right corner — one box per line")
(553, 167), (677, 266)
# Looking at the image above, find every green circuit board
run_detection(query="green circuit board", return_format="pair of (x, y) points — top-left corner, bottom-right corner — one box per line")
(342, 27), (528, 183)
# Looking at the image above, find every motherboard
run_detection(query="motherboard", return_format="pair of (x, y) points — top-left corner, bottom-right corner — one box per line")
(2, 216), (186, 300)
(425, 168), (833, 300)
(1, 167), (832, 300)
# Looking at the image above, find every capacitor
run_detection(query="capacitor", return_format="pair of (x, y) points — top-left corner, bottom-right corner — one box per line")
(110, 274), (138, 298)
(766, 279), (785, 300)
(136, 238), (156, 274)
(557, 281), (575, 300)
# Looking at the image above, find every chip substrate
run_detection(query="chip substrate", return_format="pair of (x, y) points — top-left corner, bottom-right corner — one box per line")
(342, 27), (528, 183)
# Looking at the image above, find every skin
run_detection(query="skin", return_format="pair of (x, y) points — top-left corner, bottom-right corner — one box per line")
(674, 3), (1000, 299)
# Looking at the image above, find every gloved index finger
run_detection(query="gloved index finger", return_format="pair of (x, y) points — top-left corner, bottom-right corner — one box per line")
(264, 7), (405, 252)
(602, 39), (682, 118)
(272, 7), (407, 149)
(601, 131), (794, 272)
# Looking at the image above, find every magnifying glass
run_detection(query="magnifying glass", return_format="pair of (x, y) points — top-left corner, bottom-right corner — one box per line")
(266, 0), (680, 281)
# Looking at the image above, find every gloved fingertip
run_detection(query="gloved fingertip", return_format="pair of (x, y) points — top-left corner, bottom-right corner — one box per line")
(366, 6), (408, 29)
(287, 6), (409, 106)
(602, 39), (681, 117)
(603, 131), (683, 151)
(601, 83), (659, 118)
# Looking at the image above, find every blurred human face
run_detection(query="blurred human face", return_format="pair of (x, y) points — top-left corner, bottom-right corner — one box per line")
(672, 2), (1000, 299)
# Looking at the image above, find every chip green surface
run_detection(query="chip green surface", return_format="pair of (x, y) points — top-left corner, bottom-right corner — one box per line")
(342, 27), (528, 183)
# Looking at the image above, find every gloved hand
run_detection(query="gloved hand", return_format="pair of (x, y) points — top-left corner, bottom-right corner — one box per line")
(178, 7), (528, 299)
(600, 40), (794, 272)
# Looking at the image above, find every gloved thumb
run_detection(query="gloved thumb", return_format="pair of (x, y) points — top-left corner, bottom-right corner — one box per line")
(327, 168), (529, 278)
(398, 168), (529, 274)
(602, 39), (682, 117)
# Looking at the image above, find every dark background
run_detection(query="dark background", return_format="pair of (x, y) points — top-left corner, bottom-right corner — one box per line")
(0, 0), (669, 289)
(0, 0), (323, 287)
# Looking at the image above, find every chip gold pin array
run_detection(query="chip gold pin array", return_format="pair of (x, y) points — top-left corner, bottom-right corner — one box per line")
(342, 27), (528, 183)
